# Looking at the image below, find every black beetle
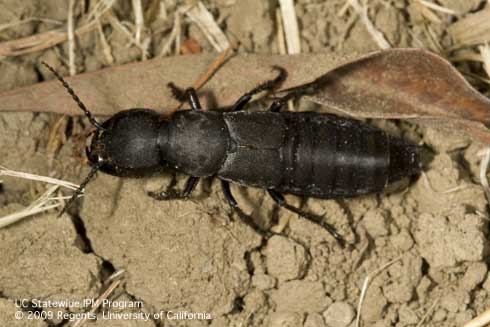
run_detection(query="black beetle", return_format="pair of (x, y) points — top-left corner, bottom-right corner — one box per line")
(42, 61), (420, 245)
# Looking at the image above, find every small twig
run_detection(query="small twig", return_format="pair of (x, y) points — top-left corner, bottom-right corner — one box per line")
(169, 42), (237, 112)
(192, 43), (236, 90)
(355, 256), (402, 327)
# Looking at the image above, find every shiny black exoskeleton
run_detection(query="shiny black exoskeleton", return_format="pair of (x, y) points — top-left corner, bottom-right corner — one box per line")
(43, 63), (420, 245)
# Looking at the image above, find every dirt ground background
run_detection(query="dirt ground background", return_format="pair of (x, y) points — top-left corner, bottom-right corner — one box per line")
(1, 0), (490, 326)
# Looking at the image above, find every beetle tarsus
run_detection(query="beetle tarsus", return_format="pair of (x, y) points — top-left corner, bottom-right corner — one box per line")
(148, 176), (200, 200)
(231, 66), (287, 112)
(267, 189), (345, 247)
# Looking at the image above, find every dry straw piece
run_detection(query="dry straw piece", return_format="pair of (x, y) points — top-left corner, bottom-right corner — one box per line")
(185, 1), (230, 52)
(0, 0), (116, 57)
(355, 256), (402, 327)
(347, 0), (390, 49)
(449, 8), (490, 47)
(278, 0), (301, 54)
(0, 166), (79, 229)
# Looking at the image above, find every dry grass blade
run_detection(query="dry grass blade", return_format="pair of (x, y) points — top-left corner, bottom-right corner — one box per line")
(68, 0), (76, 76)
(0, 165), (79, 190)
(96, 20), (114, 65)
(415, 299), (439, 327)
(417, 0), (456, 15)
(159, 8), (184, 56)
(86, 0), (117, 24)
(185, 1), (230, 52)
(278, 0), (301, 54)
(449, 8), (490, 48)
(355, 256), (402, 327)
(72, 278), (122, 327)
(0, 0), (115, 57)
(479, 148), (490, 202)
(131, 0), (144, 45)
(0, 185), (70, 229)
(347, 0), (391, 49)
(275, 8), (294, 112)
(414, 0), (442, 24)
(0, 17), (62, 33)
(0, 166), (80, 228)
(463, 307), (490, 327)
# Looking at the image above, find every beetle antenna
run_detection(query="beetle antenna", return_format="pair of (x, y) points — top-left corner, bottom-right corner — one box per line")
(41, 61), (104, 130)
(57, 163), (101, 217)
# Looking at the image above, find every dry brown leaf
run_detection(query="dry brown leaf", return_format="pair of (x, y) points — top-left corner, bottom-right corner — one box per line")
(2, 49), (490, 143)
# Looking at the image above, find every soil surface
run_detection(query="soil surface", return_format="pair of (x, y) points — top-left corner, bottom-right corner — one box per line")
(1, 1), (490, 327)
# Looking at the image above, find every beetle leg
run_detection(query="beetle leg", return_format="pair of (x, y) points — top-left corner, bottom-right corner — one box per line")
(231, 66), (287, 112)
(167, 83), (202, 111)
(268, 83), (316, 112)
(148, 176), (200, 200)
(221, 180), (273, 238)
(267, 189), (345, 246)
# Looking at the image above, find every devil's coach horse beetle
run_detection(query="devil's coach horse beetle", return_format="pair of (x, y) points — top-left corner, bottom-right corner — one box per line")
(42, 60), (420, 246)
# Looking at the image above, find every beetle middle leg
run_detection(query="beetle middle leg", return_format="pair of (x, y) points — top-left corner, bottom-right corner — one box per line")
(231, 66), (287, 112)
(221, 180), (273, 238)
(148, 175), (200, 200)
(267, 189), (345, 246)
(167, 83), (202, 111)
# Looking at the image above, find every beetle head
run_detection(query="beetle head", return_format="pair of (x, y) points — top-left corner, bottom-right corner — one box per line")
(86, 109), (164, 177)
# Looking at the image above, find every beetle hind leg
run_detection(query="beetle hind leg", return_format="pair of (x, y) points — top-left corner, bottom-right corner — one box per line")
(221, 180), (273, 238)
(267, 189), (345, 246)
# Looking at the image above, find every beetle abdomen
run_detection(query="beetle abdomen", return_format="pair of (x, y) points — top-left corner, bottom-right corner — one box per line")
(218, 111), (420, 199)
(276, 112), (420, 198)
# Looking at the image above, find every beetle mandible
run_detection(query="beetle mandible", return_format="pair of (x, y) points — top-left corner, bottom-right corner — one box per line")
(42, 60), (420, 246)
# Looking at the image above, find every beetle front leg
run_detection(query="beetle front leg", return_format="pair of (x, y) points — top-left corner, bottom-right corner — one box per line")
(148, 176), (200, 200)
(231, 66), (287, 112)
(167, 83), (202, 111)
(267, 189), (345, 246)
(268, 82), (316, 112)
(221, 180), (273, 238)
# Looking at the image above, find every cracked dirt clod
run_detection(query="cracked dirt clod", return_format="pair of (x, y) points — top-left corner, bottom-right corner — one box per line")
(414, 210), (488, 268)
(270, 280), (332, 314)
(322, 301), (355, 327)
(81, 175), (262, 316)
(0, 299), (46, 327)
(0, 213), (102, 323)
(264, 235), (309, 282)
